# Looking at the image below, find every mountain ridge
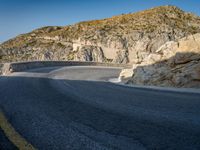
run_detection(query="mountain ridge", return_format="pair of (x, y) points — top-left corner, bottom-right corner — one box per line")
(1, 5), (200, 64)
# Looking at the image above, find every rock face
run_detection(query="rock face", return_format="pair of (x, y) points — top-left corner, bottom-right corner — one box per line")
(1, 6), (200, 64)
(0, 63), (3, 75)
(121, 33), (200, 88)
(74, 45), (105, 62)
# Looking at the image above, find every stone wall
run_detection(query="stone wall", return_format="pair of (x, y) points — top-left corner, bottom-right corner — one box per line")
(0, 61), (129, 75)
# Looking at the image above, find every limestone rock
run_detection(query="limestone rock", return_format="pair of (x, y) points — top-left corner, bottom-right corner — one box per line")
(74, 46), (105, 62)
(123, 33), (200, 88)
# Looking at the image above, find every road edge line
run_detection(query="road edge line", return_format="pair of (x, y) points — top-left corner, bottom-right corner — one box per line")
(0, 109), (37, 150)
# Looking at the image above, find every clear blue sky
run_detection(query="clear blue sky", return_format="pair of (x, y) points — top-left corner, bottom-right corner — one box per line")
(0, 0), (200, 42)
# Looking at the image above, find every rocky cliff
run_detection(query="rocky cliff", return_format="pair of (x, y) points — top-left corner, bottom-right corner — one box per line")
(1, 5), (200, 64)
(120, 33), (200, 88)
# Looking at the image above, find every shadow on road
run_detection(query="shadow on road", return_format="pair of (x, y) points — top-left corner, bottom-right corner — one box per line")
(0, 75), (200, 150)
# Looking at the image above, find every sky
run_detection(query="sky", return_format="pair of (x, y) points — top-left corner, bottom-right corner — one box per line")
(0, 0), (200, 43)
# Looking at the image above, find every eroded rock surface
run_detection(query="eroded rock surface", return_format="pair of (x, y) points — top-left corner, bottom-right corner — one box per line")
(122, 33), (200, 88)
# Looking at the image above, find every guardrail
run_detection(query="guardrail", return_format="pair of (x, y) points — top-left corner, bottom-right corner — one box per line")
(0, 61), (130, 75)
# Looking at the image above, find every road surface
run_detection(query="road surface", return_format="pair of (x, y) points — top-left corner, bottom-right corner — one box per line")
(0, 66), (200, 150)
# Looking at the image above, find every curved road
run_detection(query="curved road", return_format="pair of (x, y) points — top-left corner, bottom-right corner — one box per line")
(0, 66), (200, 150)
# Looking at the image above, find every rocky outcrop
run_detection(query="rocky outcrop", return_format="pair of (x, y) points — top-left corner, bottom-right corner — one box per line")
(0, 63), (3, 75)
(1, 6), (200, 64)
(73, 45), (105, 62)
(121, 33), (200, 88)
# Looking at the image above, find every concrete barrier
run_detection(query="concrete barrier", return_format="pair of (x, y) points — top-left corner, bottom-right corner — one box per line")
(0, 61), (130, 75)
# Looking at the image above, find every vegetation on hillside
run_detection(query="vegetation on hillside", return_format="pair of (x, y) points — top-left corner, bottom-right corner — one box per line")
(0, 5), (200, 63)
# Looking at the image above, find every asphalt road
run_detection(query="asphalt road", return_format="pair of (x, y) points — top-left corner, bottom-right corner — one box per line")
(0, 66), (200, 150)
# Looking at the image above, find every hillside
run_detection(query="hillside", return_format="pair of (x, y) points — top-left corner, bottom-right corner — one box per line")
(0, 5), (200, 64)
